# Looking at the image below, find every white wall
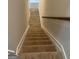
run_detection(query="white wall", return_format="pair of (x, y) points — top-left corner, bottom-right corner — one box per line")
(8, 0), (29, 51)
(39, 0), (70, 59)
(39, 0), (70, 17)
(41, 19), (70, 59)
(25, 0), (30, 26)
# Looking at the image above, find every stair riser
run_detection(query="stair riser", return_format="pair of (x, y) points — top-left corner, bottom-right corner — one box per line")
(21, 46), (57, 53)
(23, 41), (52, 46)
(26, 35), (49, 37)
(27, 34), (46, 35)
(25, 37), (49, 40)
(20, 53), (57, 59)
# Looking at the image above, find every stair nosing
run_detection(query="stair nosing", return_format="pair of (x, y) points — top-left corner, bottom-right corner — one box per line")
(22, 45), (55, 47)
(25, 39), (52, 42)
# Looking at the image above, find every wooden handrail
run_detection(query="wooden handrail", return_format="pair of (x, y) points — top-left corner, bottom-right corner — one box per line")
(42, 16), (70, 21)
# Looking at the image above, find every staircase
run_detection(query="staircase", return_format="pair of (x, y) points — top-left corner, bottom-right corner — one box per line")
(19, 8), (57, 59)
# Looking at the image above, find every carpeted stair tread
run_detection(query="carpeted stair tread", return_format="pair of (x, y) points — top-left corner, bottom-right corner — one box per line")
(26, 34), (48, 37)
(21, 45), (57, 53)
(19, 8), (57, 58)
(25, 37), (49, 41)
(23, 40), (53, 46)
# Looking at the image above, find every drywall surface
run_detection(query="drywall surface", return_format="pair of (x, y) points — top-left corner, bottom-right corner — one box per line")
(39, 0), (70, 59)
(39, 0), (70, 17)
(8, 0), (29, 51)
(41, 18), (70, 59)
(25, 0), (30, 26)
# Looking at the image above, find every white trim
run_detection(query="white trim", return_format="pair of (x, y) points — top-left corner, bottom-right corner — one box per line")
(16, 25), (30, 55)
(41, 25), (67, 59)
(8, 50), (15, 53)
(8, 49), (16, 55)
(8, 49), (19, 56)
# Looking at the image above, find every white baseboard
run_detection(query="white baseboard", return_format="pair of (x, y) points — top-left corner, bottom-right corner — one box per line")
(41, 25), (67, 59)
(16, 25), (30, 55)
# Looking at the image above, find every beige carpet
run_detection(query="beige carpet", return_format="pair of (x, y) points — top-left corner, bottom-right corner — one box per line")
(19, 8), (57, 59)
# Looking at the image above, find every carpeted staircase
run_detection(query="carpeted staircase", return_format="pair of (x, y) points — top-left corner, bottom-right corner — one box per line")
(19, 8), (57, 59)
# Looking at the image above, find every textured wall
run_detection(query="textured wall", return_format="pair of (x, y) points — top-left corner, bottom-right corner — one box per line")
(41, 19), (70, 59)
(39, 0), (70, 59)
(8, 0), (29, 51)
(39, 0), (70, 17)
